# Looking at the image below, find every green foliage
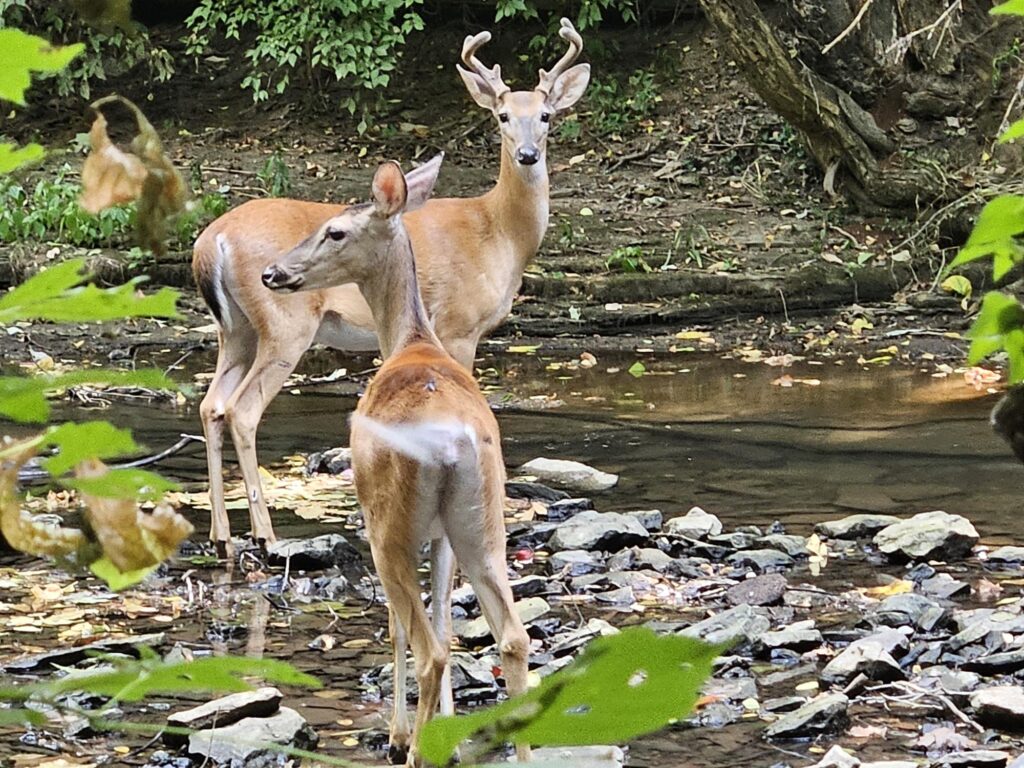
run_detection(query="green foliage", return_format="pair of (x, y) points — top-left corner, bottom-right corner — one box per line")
(258, 151), (292, 197)
(587, 69), (659, 136)
(994, 0), (1024, 16)
(0, 27), (84, 104)
(420, 628), (723, 765)
(966, 291), (1024, 381)
(496, 0), (637, 29)
(948, 195), (1024, 279)
(184, 0), (423, 112)
(0, 1), (173, 101)
(0, 141), (43, 173)
(606, 245), (652, 273)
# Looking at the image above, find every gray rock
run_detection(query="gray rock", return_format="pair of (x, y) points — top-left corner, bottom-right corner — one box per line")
(921, 573), (971, 599)
(267, 534), (360, 570)
(705, 677), (758, 703)
(546, 497), (594, 522)
(815, 514), (903, 539)
(520, 745), (624, 767)
(608, 547), (675, 573)
(626, 509), (663, 532)
(680, 604), (771, 646)
(305, 446), (351, 475)
(763, 692), (849, 739)
(549, 549), (604, 576)
(727, 548), (795, 572)
(518, 458), (618, 492)
(759, 534), (810, 557)
(821, 642), (904, 683)
(762, 696), (808, 713)
(970, 686), (1024, 730)
(186, 707), (317, 764)
(808, 745), (859, 768)
(916, 666), (980, 694)
(547, 619), (619, 657)
(876, 593), (949, 632)
(666, 507), (723, 540)
(964, 648), (1024, 674)
(3, 633), (166, 673)
(987, 546), (1024, 565)
(548, 511), (649, 552)
(851, 629), (911, 657)
(166, 688), (282, 746)
(935, 752), (1009, 768)
(509, 575), (548, 599)
(725, 573), (788, 606)
(761, 622), (823, 652)
(708, 532), (758, 550)
(873, 511), (979, 561)
(506, 481), (568, 503)
(455, 597), (550, 643)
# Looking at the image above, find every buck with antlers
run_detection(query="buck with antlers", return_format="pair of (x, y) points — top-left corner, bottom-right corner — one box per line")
(193, 19), (590, 551)
(262, 157), (531, 767)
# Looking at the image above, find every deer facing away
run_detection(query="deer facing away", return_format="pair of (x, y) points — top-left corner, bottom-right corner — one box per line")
(192, 19), (590, 552)
(262, 157), (532, 767)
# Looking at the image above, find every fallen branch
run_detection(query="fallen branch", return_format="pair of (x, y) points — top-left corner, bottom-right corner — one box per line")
(822, 0), (877, 55)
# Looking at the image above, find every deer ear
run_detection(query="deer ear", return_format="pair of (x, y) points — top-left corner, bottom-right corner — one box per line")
(403, 152), (443, 212)
(372, 161), (407, 217)
(546, 63), (590, 112)
(457, 65), (500, 111)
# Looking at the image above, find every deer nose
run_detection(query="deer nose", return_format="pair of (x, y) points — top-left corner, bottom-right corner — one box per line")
(262, 265), (303, 291)
(516, 146), (540, 166)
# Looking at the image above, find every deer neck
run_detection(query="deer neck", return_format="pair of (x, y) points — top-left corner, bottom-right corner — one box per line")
(362, 224), (440, 358)
(485, 145), (550, 267)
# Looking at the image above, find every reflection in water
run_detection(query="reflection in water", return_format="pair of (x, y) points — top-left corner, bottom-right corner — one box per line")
(54, 349), (1021, 542)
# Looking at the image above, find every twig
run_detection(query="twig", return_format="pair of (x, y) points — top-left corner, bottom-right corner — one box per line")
(822, 0), (877, 55)
(891, 681), (984, 733)
(16, 434), (204, 485)
(886, 0), (962, 60)
(608, 141), (656, 172)
(200, 165), (260, 177)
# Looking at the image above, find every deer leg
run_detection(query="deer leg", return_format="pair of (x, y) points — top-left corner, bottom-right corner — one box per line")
(199, 328), (255, 556)
(224, 329), (315, 547)
(430, 536), (456, 718)
(388, 607), (411, 765)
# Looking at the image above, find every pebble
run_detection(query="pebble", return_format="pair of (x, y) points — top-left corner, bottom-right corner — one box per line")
(725, 573), (788, 606)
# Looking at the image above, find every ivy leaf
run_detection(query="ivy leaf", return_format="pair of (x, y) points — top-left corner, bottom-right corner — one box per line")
(41, 421), (139, 476)
(0, 30), (84, 105)
(967, 291), (1024, 383)
(0, 141), (45, 174)
(419, 628), (724, 765)
(948, 195), (1024, 277)
(992, 0), (1024, 15)
(65, 468), (179, 501)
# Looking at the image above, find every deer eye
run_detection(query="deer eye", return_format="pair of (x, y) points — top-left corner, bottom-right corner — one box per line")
(540, 112), (551, 123)
(498, 112), (510, 123)
(327, 228), (346, 242)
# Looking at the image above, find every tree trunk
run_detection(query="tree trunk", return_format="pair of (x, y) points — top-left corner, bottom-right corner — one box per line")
(699, 0), (943, 210)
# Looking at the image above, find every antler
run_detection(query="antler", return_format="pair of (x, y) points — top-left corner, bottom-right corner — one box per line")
(459, 30), (510, 98)
(536, 17), (584, 95)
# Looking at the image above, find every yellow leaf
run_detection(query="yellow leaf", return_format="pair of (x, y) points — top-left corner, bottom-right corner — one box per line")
(940, 275), (973, 299)
(862, 579), (914, 598)
(507, 345), (541, 354)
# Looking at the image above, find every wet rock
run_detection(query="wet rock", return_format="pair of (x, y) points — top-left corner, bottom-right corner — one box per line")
(547, 511), (648, 552)
(545, 497), (593, 522)
(520, 745), (624, 767)
(267, 534), (360, 570)
(821, 641), (904, 683)
(626, 509), (663, 532)
(705, 676), (758, 702)
(509, 575), (548, 599)
(186, 707), (317, 765)
(970, 686), (1024, 730)
(725, 573), (788, 606)
(763, 692), (849, 739)
(547, 619), (619, 657)
(370, 652), (499, 702)
(517, 458), (618, 492)
(921, 573), (971, 600)
(305, 446), (351, 474)
(312, 575), (350, 600)
(935, 751), (1009, 768)
(759, 534), (810, 557)
(987, 546), (1024, 565)
(549, 549), (604, 576)
(608, 547), (674, 573)
(815, 514), (902, 539)
(916, 666), (980, 694)
(873, 511), (979, 561)
(760, 621), (823, 652)
(726, 548), (795, 572)
(507, 521), (558, 548)
(666, 506), (722, 540)
(505, 481), (569, 503)
(907, 563), (938, 582)
(166, 688), (283, 746)
(595, 586), (636, 606)
(963, 648), (1024, 674)
(4, 633), (166, 672)
(455, 597), (550, 643)
(762, 696), (807, 713)
(680, 603), (771, 646)
(876, 593), (949, 632)
(708, 532), (758, 550)
(783, 585), (833, 609)
(809, 745), (859, 768)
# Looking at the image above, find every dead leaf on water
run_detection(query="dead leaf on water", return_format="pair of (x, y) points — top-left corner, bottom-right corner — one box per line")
(861, 580), (914, 598)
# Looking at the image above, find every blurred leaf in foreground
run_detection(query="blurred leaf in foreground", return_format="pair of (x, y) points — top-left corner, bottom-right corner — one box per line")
(0, 29), (84, 105)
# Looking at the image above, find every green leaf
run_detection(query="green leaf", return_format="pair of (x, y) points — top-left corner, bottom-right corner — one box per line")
(42, 421), (138, 475)
(0, 29), (84, 105)
(419, 628), (724, 765)
(628, 361), (646, 377)
(1000, 117), (1024, 144)
(0, 258), (180, 324)
(967, 291), (1024, 383)
(940, 275), (973, 299)
(0, 141), (45, 174)
(90, 557), (158, 591)
(65, 467), (179, 500)
(993, 0), (1024, 15)
(37, 653), (322, 702)
(0, 707), (45, 726)
(0, 369), (177, 424)
(948, 195), (1024, 275)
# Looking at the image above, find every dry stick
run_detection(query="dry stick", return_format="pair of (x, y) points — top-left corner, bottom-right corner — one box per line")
(892, 680), (984, 733)
(608, 141), (656, 172)
(886, 0), (963, 58)
(822, 0), (877, 55)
